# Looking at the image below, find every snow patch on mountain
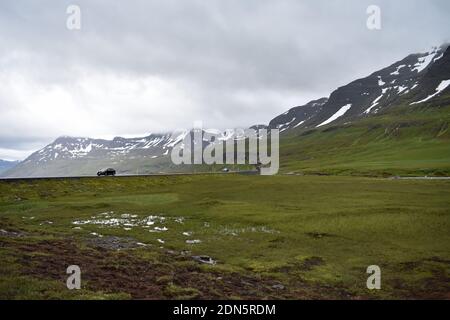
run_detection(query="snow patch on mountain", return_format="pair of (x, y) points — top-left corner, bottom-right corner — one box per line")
(396, 85), (408, 94)
(278, 117), (297, 132)
(293, 120), (305, 128)
(410, 80), (450, 105)
(412, 47), (440, 73)
(364, 94), (383, 114)
(317, 104), (352, 127)
(390, 65), (406, 76)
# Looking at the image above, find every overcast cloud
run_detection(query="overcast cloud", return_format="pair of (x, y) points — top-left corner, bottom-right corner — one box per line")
(0, 0), (449, 160)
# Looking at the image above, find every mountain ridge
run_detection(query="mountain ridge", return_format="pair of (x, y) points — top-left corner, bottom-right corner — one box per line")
(3, 44), (450, 177)
(268, 44), (450, 133)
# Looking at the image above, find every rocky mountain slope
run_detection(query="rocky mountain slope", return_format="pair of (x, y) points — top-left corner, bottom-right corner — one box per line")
(269, 45), (450, 132)
(274, 45), (450, 176)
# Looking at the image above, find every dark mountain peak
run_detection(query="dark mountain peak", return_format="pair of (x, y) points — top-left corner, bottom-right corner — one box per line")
(268, 97), (328, 132)
(406, 45), (450, 105)
(250, 124), (268, 130)
(268, 44), (450, 132)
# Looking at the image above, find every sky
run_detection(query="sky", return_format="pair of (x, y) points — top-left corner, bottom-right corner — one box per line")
(0, 0), (449, 160)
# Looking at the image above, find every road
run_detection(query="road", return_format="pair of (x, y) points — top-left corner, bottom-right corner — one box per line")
(1, 173), (449, 182)
(389, 176), (450, 180)
(0, 171), (259, 181)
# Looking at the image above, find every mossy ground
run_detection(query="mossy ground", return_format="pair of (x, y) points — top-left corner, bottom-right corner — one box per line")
(1, 174), (449, 299)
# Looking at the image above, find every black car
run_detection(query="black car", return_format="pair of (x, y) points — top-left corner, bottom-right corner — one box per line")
(97, 168), (116, 176)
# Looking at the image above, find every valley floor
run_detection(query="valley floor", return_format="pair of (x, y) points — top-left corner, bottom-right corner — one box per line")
(0, 174), (449, 299)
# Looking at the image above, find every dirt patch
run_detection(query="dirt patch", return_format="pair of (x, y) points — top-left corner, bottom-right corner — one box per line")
(399, 257), (450, 272)
(271, 256), (325, 274)
(1, 237), (354, 299)
(305, 232), (336, 239)
(87, 236), (144, 250)
(298, 256), (325, 271)
(390, 258), (450, 299)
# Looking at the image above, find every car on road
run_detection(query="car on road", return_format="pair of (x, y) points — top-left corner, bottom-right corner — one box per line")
(97, 168), (116, 176)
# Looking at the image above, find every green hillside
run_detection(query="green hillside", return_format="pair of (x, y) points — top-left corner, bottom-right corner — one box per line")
(279, 100), (450, 176)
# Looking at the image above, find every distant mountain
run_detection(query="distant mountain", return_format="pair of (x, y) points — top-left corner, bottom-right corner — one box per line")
(1, 131), (235, 177)
(0, 160), (19, 174)
(269, 45), (450, 132)
(1, 133), (185, 177)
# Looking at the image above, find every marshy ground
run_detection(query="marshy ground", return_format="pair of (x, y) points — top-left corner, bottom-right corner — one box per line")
(0, 175), (449, 299)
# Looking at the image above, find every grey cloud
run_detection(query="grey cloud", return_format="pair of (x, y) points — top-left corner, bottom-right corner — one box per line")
(0, 0), (449, 159)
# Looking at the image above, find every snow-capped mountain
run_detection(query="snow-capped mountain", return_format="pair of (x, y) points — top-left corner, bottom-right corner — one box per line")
(25, 134), (179, 165)
(1, 134), (181, 177)
(270, 44), (450, 132)
(3, 44), (450, 178)
(1, 130), (235, 177)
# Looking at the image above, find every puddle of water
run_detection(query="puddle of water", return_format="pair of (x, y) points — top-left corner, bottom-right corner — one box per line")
(219, 226), (279, 236)
(175, 217), (185, 224)
(39, 221), (53, 226)
(136, 242), (148, 247)
(73, 212), (169, 230)
(186, 239), (202, 244)
(90, 232), (103, 238)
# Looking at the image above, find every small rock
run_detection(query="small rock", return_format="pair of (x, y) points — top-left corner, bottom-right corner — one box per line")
(186, 239), (202, 244)
(272, 284), (285, 290)
(192, 255), (216, 265)
(0, 229), (26, 238)
(136, 242), (148, 247)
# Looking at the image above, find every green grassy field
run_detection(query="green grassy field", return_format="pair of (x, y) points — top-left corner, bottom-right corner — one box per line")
(1, 174), (449, 299)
